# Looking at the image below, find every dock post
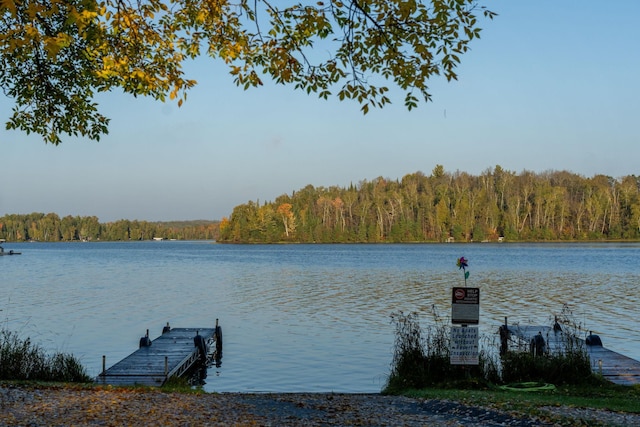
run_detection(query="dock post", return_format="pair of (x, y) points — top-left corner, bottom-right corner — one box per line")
(164, 356), (168, 377)
(499, 317), (509, 355)
(102, 355), (106, 375)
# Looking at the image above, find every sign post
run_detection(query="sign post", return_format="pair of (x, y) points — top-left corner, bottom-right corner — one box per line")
(450, 261), (480, 366)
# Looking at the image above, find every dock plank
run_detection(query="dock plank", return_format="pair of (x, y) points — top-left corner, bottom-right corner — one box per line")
(504, 324), (640, 386)
(587, 346), (640, 386)
(96, 327), (217, 387)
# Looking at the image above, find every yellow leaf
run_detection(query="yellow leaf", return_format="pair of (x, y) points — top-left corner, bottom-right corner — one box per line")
(44, 38), (63, 59)
(1, 0), (17, 16)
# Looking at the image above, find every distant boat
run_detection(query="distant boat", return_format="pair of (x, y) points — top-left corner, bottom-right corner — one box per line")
(0, 241), (21, 256)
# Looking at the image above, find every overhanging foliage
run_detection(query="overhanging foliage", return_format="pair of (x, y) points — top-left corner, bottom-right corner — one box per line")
(0, 0), (495, 144)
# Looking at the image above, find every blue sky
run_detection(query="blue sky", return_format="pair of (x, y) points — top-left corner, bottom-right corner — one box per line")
(1, 1), (638, 222)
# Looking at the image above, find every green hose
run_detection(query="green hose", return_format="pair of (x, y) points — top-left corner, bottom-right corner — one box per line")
(498, 382), (556, 392)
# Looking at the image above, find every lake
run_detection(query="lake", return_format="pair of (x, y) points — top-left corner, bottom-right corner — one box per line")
(1, 241), (639, 392)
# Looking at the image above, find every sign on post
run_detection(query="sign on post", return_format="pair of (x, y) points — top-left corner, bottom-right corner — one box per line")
(451, 287), (480, 325)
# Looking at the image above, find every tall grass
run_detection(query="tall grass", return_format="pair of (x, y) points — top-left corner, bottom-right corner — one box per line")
(0, 328), (91, 382)
(499, 309), (597, 385)
(385, 311), (492, 392)
(499, 350), (594, 385)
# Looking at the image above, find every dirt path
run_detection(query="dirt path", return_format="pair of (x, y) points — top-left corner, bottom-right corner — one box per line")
(1, 385), (637, 426)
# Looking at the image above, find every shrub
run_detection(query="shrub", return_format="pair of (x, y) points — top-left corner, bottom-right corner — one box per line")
(500, 325), (597, 386)
(385, 311), (428, 391)
(500, 344), (594, 385)
(384, 311), (489, 393)
(0, 328), (92, 382)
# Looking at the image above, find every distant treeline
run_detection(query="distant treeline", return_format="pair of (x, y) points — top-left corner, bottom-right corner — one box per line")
(0, 213), (219, 242)
(218, 165), (640, 243)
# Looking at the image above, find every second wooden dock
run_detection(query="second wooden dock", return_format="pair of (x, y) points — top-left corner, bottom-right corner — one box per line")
(96, 322), (221, 387)
(501, 322), (640, 386)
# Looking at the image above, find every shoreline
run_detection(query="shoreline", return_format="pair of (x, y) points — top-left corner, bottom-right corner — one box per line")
(2, 384), (639, 426)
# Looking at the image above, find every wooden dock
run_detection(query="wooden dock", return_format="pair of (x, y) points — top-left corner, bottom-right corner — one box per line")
(501, 323), (640, 386)
(96, 323), (221, 387)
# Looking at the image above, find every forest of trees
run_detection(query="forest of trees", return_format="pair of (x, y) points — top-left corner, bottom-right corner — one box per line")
(0, 214), (218, 242)
(218, 166), (640, 243)
(4, 166), (639, 244)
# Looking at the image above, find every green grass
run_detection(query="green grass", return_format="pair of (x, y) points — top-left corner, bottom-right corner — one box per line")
(161, 375), (207, 393)
(393, 382), (640, 416)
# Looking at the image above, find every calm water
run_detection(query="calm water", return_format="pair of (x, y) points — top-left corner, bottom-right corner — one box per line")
(1, 241), (639, 392)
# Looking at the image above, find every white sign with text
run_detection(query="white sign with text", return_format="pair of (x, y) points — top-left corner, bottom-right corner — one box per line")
(450, 326), (479, 365)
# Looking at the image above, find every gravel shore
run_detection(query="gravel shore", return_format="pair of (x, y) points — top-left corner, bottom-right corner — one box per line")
(1, 385), (638, 426)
